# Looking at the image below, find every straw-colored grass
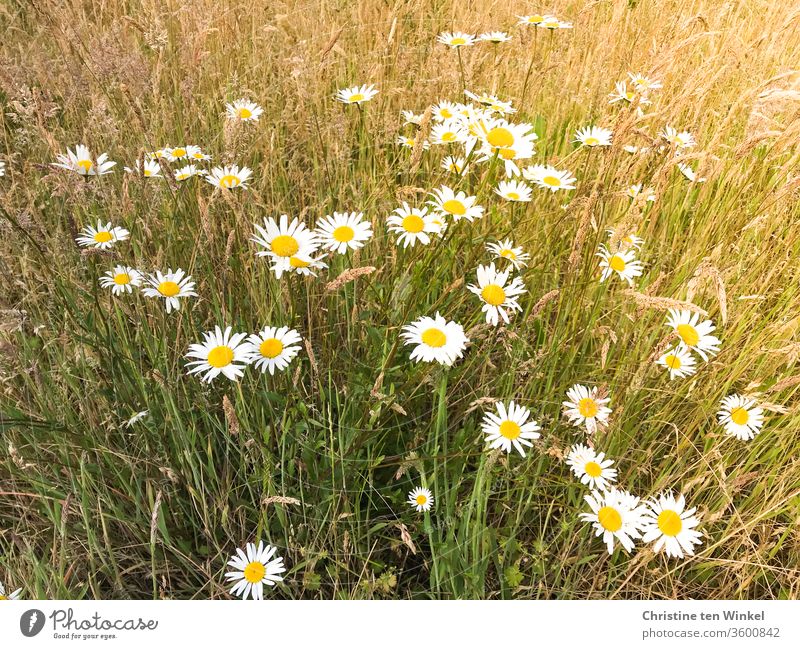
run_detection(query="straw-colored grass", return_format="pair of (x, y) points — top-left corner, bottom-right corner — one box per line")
(1, 0), (800, 599)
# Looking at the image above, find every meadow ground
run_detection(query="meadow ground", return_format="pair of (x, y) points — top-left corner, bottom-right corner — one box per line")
(1, 0), (800, 600)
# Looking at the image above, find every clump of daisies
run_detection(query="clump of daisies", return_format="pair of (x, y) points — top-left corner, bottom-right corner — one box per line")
(401, 313), (468, 366)
(654, 309), (721, 380)
(225, 541), (286, 600)
(467, 262), (527, 326)
(252, 214), (320, 279)
(481, 400), (541, 457)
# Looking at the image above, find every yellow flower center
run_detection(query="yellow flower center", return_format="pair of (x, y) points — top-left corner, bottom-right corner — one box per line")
(113, 273), (130, 285)
(271, 235), (299, 257)
(498, 420), (521, 440)
(499, 249), (516, 260)
(348, 93), (364, 102)
(585, 461), (602, 478)
(442, 199), (466, 216)
(172, 148), (186, 157)
(158, 281), (180, 297)
(598, 506), (622, 532)
(207, 345), (234, 368)
(176, 174), (188, 180)
(498, 148), (516, 160)
(625, 91), (635, 100)
(528, 15), (544, 23)
(192, 153), (204, 159)
(219, 174), (241, 188)
(664, 354), (682, 369)
(259, 338), (284, 359)
(77, 159), (93, 173)
(144, 169), (153, 177)
(584, 137), (600, 146)
(542, 175), (561, 187)
(0, 595), (7, 600)
(415, 494), (427, 505)
(450, 37), (466, 45)
(609, 255), (626, 272)
(578, 397), (599, 418)
(730, 407), (749, 426)
(243, 561), (266, 584)
(441, 132), (457, 142)
(507, 191), (520, 200)
(676, 323), (700, 347)
(290, 256), (311, 268)
(481, 284), (506, 306)
(402, 215), (424, 233)
(487, 127), (515, 148)
(421, 327), (446, 348)
(657, 510), (683, 537)
(94, 231), (113, 243)
(440, 108), (453, 119)
(332, 225), (355, 243)
(237, 107), (253, 119)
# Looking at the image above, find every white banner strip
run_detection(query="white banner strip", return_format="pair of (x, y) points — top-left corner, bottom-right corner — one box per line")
(1, 600), (798, 648)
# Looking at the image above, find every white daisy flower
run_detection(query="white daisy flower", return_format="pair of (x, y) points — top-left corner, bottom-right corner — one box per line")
(608, 81), (651, 105)
(99, 265), (142, 295)
(481, 400), (541, 457)
(141, 268), (198, 313)
(387, 203), (442, 248)
(566, 444), (618, 491)
(147, 148), (170, 161)
(628, 73), (662, 92)
(124, 159), (162, 178)
(441, 155), (468, 175)
(677, 162), (706, 183)
(401, 312), (468, 366)
(605, 229), (645, 251)
(273, 252), (328, 278)
(464, 90), (517, 115)
(252, 214), (318, 278)
(494, 179), (532, 202)
(225, 541), (286, 600)
(396, 135), (429, 150)
(314, 211), (372, 254)
(541, 16), (573, 29)
(401, 110), (424, 126)
(430, 119), (469, 145)
(596, 244), (644, 286)
(475, 118), (537, 176)
(486, 239), (530, 269)
(641, 492), (702, 559)
(517, 15), (546, 27)
(123, 410), (149, 428)
(580, 488), (648, 554)
(479, 31), (511, 43)
(52, 144), (115, 176)
(205, 165), (252, 189)
(407, 486), (433, 512)
(717, 394), (765, 441)
(76, 221), (130, 250)
(436, 31), (477, 48)
(563, 384), (612, 434)
(574, 126), (613, 148)
(523, 164), (577, 192)
(431, 100), (460, 122)
(165, 145), (195, 161)
(335, 84), (378, 105)
(174, 164), (206, 181)
(0, 581), (22, 600)
(245, 326), (302, 375)
(226, 99), (264, 122)
(467, 262), (527, 326)
(185, 325), (250, 383)
(427, 185), (484, 222)
(665, 309), (721, 360)
(656, 346), (697, 379)
(626, 184), (656, 202)
(661, 125), (695, 149)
